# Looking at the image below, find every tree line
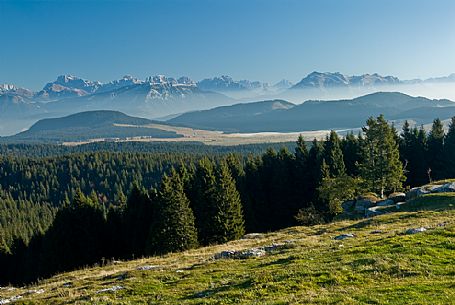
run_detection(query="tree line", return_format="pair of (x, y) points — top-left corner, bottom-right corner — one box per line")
(1, 115), (455, 285)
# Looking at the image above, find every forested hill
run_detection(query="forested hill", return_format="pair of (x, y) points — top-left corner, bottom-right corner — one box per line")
(3, 110), (181, 143)
(169, 92), (455, 132)
(28, 110), (153, 131)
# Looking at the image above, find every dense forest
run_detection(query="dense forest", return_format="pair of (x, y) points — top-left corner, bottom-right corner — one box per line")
(1, 115), (455, 285)
(0, 141), (297, 158)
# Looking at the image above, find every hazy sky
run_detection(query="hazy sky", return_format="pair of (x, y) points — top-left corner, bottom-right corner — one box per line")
(1, 0), (455, 90)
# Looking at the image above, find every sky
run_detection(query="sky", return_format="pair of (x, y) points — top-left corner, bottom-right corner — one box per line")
(1, 0), (455, 90)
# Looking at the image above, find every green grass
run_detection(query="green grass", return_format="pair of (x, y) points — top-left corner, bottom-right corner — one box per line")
(2, 194), (455, 304)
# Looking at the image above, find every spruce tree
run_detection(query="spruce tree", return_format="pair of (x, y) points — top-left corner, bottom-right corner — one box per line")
(341, 132), (362, 176)
(294, 134), (310, 210)
(188, 157), (217, 245)
(427, 118), (445, 181)
(444, 117), (455, 178)
(123, 183), (154, 258)
(210, 160), (245, 243)
(147, 169), (198, 255)
(359, 115), (405, 198)
(323, 130), (346, 177)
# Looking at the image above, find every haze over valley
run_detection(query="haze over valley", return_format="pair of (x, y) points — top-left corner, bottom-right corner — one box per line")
(1, 72), (455, 139)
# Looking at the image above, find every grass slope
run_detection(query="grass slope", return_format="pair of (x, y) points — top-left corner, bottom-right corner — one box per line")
(1, 194), (455, 304)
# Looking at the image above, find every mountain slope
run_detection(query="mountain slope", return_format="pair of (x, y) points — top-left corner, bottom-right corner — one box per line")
(169, 92), (455, 132)
(1, 193), (454, 304)
(6, 111), (181, 143)
(169, 100), (295, 131)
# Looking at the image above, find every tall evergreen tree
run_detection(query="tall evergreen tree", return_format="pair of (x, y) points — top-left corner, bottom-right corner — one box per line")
(210, 160), (245, 243)
(123, 184), (155, 258)
(359, 115), (405, 198)
(307, 139), (325, 202)
(188, 157), (217, 245)
(341, 132), (362, 176)
(147, 169), (198, 255)
(323, 130), (346, 177)
(427, 118), (445, 181)
(444, 117), (455, 178)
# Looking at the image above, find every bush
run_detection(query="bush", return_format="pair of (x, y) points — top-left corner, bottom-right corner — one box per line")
(295, 206), (326, 226)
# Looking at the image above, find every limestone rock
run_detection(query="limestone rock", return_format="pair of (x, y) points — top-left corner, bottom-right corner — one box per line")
(406, 187), (429, 201)
(406, 227), (427, 234)
(334, 233), (355, 240)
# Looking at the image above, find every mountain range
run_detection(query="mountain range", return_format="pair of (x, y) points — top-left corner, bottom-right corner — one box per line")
(1, 72), (455, 135)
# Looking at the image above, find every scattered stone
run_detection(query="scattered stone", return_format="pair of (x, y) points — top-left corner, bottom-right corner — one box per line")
(63, 282), (72, 288)
(354, 199), (375, 213)
(0, 295), (22, 304)
(241, 233), (263, 239)
(334, 233), (355, 240)
(214, 250), (237, 259)
(431, 182), (455, 193)
(236, 248), (266, 259)
(406, 187), (429, 201)
(176, 270), (184, 273)
(366, 206), (388, 217)
(214, 243), (287, 260)
(388, 192), (406, 203)
(136, 265), (161, 271)
(395, 202), (406, 209)
(406, 227), (427, 235)
(96, 285), (124, 294)
(24, 289), (45, 295)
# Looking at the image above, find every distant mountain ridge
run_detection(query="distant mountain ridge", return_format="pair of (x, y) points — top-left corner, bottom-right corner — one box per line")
(291, 72), (400, 89)
(168, 92), (455, 133)
(197, 75), (267, 92)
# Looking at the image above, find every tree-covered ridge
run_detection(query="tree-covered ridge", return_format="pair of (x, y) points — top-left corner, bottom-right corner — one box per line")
(2, 115), (455, 285)
(0, 141), (298, 158)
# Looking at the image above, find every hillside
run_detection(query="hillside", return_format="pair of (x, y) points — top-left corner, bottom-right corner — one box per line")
(169, 99), (295, 132)
(169, 92), (455, 132)
(1, 193), (454, 304)
(5, 111), (181, 143)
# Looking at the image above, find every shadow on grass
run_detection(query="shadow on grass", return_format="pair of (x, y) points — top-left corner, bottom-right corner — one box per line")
(184, 279), (253, 300)
(256, 257), (295, 268)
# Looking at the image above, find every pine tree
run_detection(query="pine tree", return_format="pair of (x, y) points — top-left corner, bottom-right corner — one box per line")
(210, 160), (245, 243)
(341, 132), (362, 176)
(295, 134), (308, 164)
(123, 184), (154, 258)
(359, 115), (405, 198)
(307, 139), (325, 201)
(323, 130), (346, 177)
(427, 118), (445, 181)
(444, 117), (455, 178)
(188, 157), (217, 245)
(147, 169), (198, 255)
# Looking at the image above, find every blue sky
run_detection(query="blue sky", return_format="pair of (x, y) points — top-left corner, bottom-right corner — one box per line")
(1, 0), (455, 90)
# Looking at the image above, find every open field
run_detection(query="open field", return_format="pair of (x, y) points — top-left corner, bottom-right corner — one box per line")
(1, 193), (454, 304)
(62, 123), (345, 146)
